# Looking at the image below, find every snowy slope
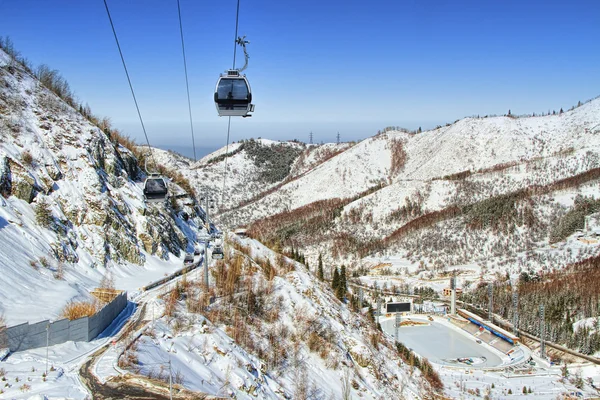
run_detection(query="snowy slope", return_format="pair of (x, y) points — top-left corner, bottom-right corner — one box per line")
(127, 235), (427, 399)
(0, 50), (206, 325)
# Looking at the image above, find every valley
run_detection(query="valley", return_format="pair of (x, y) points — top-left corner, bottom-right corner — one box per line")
(1, 19), (600, 398)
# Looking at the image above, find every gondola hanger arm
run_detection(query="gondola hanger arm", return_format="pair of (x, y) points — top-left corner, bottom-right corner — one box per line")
(236, 36), (250, 73)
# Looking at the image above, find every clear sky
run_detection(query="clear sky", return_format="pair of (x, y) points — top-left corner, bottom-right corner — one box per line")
(1, 0), (599, 158)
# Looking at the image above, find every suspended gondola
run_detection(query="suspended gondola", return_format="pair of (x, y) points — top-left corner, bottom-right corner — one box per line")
(212, 245), (224, 260)
(214, 70), (254, 117)
(183, 253), (194, 265)
(214, 37), (254, 117)
(143, 173), (168, 203)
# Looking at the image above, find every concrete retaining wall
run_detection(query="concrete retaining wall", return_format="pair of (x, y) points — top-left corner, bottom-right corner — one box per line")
(2, 292), (127, 353)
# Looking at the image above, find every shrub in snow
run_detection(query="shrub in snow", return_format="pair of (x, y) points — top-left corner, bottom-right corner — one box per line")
(35, 197), (52, 227)
(60, 300), (99, 320)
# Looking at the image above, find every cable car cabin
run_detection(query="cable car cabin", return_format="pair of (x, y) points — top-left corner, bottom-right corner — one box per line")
(214, 70), (255, 117)
(143, 174), (168, 203)
(212, 246), (224, 260)
(183, 253), (194, 265)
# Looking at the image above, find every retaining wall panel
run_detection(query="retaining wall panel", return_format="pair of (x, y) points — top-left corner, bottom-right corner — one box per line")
(48, 319), (70, 346)
(69, 317), (89, 342)
(26, 320), (50, 350)
(6, 323), (29, 352)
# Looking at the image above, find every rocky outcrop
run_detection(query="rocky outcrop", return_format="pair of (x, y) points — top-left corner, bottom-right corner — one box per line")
(0, 50), (201, 271)
(8, 158), (37, 203)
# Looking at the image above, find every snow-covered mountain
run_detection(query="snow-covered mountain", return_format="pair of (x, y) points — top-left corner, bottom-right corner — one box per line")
(166, 95), (600, 275)
(0, 49), (206, 325)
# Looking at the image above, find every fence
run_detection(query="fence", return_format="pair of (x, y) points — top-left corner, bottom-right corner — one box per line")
(2, 291), (127, 353)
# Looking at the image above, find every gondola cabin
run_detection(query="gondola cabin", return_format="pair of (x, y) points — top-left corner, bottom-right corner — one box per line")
(212, 246), (224, 260)
(214, 70), (255, 117)
(183, 253), (194, 265)
(143, 174), (168, 203)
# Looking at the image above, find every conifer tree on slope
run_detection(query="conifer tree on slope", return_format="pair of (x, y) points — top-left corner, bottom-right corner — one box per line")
(317, 253), (324, 281)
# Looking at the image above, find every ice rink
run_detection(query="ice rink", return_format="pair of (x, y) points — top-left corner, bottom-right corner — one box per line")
(380, 317), (504, 368)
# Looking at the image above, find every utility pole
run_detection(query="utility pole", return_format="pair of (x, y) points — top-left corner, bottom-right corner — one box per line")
(450, 275), (456, 316)
(169, 357), (173, 400)
(168, 343), (174, 400)
(336, 132), (340, 144)
(309, 131), (313, 144)
(539, 304), (546, 359)
(45, 323), (49, 376)
(200, 194), (214, 290)
(512, 291), (519, 337)
(487, 282), (493, 322)
(358, 288), (363, 309)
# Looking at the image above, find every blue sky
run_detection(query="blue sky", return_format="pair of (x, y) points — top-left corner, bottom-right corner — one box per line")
(1, 0), (599, 157)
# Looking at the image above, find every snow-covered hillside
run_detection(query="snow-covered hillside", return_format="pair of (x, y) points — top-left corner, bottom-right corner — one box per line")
(125, 235), (428, 399)
(160, 95), (600, 274)
(0, 50), (206, 325)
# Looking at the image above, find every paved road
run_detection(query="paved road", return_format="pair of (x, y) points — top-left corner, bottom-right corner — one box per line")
(78, 301), (212, 399)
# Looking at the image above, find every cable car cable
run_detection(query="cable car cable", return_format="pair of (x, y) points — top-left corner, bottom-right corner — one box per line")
(220, 116), (232, 208)
(176, 0), (197, 162)
(232, 0), (240, 69)
(220, 0), (242, 208)
(102, 0), (158, 171)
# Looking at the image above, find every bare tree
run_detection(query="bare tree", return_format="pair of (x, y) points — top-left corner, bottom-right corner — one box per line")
(99, 270), (115, 290)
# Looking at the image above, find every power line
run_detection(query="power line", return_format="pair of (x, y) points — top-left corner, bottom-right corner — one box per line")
(176, 0), (197, 162)
(102, 0), (158, 171)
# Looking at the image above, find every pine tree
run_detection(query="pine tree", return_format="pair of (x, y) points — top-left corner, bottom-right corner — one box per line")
(336, 267), (346, 300)
(336, 281), (345, 300)
(340, 265), (347, 293)
(559, 108), (564, 114)
(317, 253), (324, 281)
(367, 304), (375, 324)
(332, 268), (340, 292)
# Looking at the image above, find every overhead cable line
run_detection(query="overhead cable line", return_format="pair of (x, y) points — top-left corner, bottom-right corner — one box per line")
(232, 0), (241, 69)
(220, 0), (243, 208)
(176, 0), (197, 162)
(103, 0), (158, 171)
